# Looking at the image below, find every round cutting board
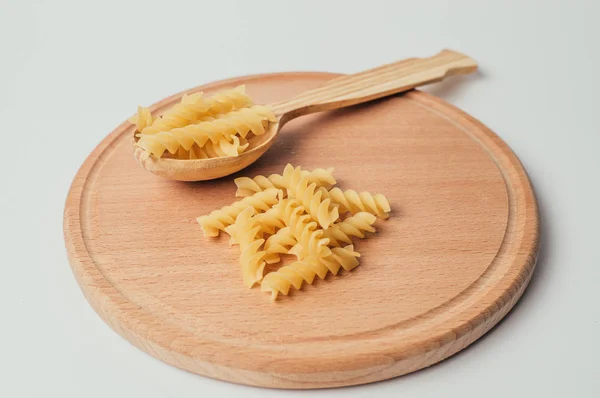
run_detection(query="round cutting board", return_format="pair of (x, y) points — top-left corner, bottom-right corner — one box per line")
(63, 72), (539, 389)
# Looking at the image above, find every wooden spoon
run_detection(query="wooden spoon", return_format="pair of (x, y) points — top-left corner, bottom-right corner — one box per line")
(134, 49), (478, 181)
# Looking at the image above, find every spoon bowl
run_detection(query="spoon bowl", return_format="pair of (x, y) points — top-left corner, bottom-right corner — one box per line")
(133, 50), (478, 181)
(133, 119), (282, 181)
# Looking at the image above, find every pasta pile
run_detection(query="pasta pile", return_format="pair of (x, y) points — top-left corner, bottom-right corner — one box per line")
(130, 86), (276, 159)
(197, 164), (391, 300)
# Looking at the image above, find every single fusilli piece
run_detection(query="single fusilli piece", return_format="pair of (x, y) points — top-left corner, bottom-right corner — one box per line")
(260, 245), (361, 300)
(275, 199), (331, 260)
(139, 86), (254, 135)
(136, 105), (277, 157)
(196, 188), (280, 237)
(282, 164), (337, 192)
(223, 207), (267, 287)
(224, 208), (266, 286)
(234, 173), (286, 197)
(263, 226), (297, 264)
(288, 176), (339, 229)
(240, 238), (267, 288)
(129, 106), (154, 132)
(234, 163), (336, 197)
(324, 188), (391, 219)
(322, 212), (377, 246)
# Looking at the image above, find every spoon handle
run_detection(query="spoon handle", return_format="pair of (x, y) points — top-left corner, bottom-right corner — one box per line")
(272, 49), (477, 119)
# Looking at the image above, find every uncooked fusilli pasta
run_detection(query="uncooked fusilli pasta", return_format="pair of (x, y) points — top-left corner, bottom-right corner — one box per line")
(223, 207), (261, 247)
(196, 188), (280, 237)
(165, 145), (209, 160)
(254, 205), (286, 235)
(240, 238), (267, 288)
(129, 106), (153, 132)
(167, 137), (251, 159)
(204, 135), (249, 158)
(322, 212), (377, 247)
(263, 226), (296, 264)
(138, 86), (254, 135)
(136, 105), (276, 158)
(195, 163), (391, 300)
(325, 188), (391, 219)
(260, 245), (361, 300)
(234, 164), (336, 197)
(275, 199), (331, 260)
(224, 207), (267, 287)
(132, 86), (280, 161)
(287, 176), (339, 229)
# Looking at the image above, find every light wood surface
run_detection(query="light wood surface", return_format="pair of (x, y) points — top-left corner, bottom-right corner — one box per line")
(64, 72), (539, 389)
(134, 50), (477, 181)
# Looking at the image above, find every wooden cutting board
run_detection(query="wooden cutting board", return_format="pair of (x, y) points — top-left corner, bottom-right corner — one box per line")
(63, 72), (539, 389)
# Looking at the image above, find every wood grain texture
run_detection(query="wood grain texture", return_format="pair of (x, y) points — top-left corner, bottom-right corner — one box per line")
(64, 72), (540, 389)
(133, 49), (477, 181)
(274, 49), (477, 115)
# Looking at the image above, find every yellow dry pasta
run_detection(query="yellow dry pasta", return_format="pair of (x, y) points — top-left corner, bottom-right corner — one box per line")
(129, 106), (154, 132)
(204, 135), (249, 158)
(235, 173), (286, 197)
(136, 105), (276, 158)
(167, 136), (248, 159)
(254, 205), (286, 235)
(322, 212), (377, 247)
(194, 163), (391, 300)
(167, 145), (209, 160)
(260, 245), (361, 300)
(138, 85), (254, 135)
(324, 188), (391, 219)
(287, 176), (339, 229)
(263, 226), (296, 264)
(240, 238), (267, 288)
(274, 199), (331, 260)
(224, 207), (267, 287)
(196, 188), (280, 237)
(223, 207), (261, 247)
(223, 208), (252, 242)
(234, 164), (336, 197)
(225, 205), (285, 246)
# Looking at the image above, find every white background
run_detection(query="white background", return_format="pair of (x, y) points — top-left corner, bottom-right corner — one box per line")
(1, 0), (599, 396)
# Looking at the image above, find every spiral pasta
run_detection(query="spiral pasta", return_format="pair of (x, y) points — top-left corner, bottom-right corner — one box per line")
(194, 163), (391, 300)
(263, 226), (297, 264)
(136, 105), (277, 158)
(138, 86), (254, 135)
(224, 201), (285, 245)
(129, 106), (153, 132)
(324, 188), (391, 219)
(204, 135), (249, 158)
(234, 164), (336, 197)
(196, 188), (280, 237)
(254, 205), (286, 235)
(223, 207), (261, 247)
(166, 145), (209, 160)
(288, 176), (339, 229)
(322, 212), (377, 247)
(166, 136), (249, 159)
(240, 238), (267, 288)
(275, 199), (331, 260)
(260, 245), (361, 300)
(223, 207), (267, 287)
